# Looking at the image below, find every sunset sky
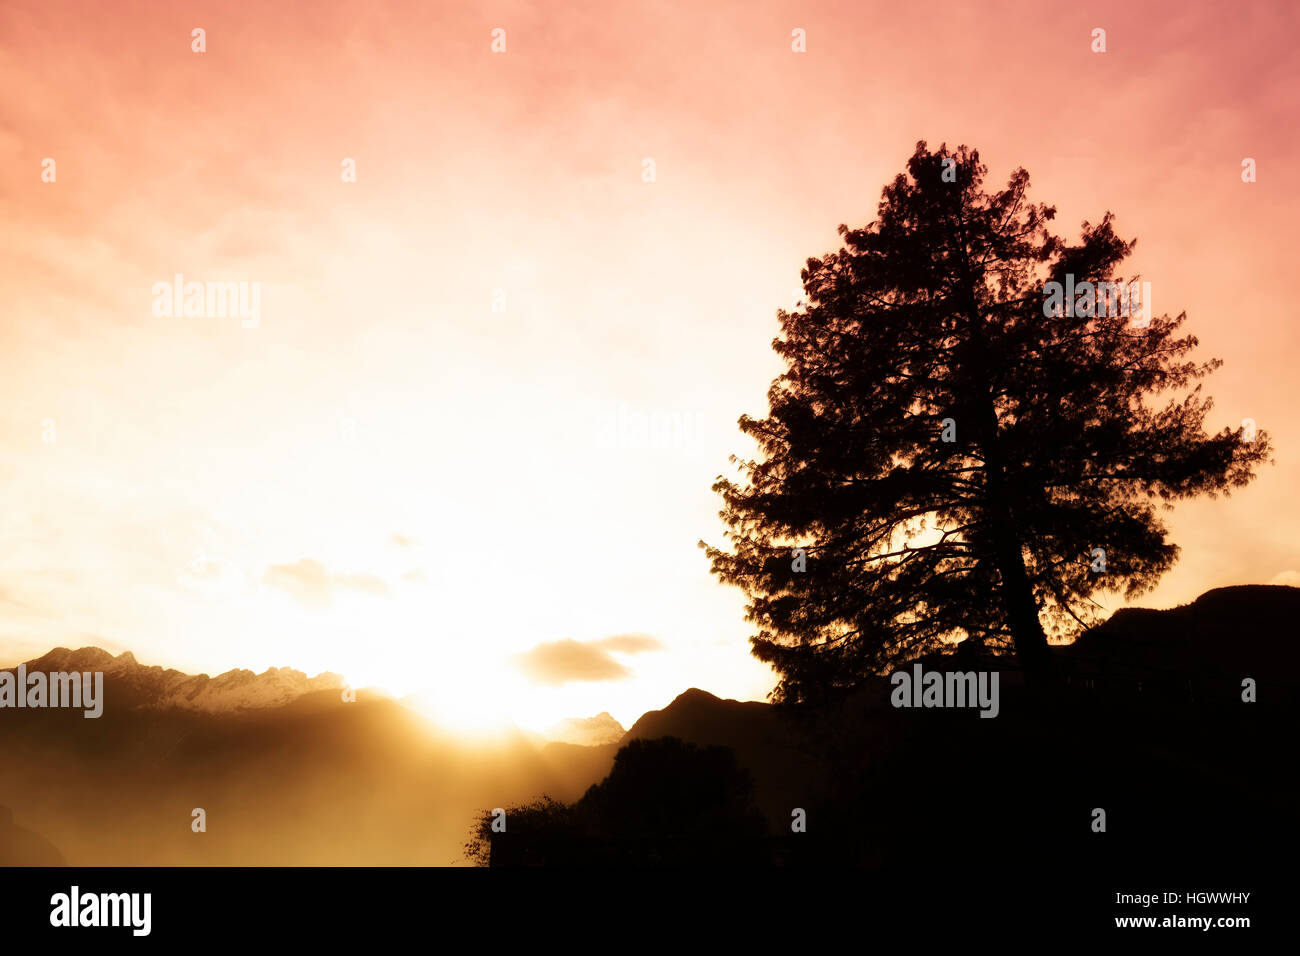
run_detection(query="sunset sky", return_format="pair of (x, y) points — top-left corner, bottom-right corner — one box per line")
(1, 0), (1297, 733)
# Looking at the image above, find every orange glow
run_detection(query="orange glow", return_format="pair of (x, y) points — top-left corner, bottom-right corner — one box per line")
(1, 0), (1297, 735)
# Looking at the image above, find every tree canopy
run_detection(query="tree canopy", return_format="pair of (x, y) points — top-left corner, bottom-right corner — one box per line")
(702, 142), (1271, 703)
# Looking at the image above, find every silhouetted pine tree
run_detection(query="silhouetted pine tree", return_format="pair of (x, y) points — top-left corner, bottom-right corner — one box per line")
(702, 141), (1271, 701)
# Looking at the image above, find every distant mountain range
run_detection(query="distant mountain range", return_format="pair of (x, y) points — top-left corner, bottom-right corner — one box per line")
(2, 649), (635, 744)
(2, 584), (1296, 866)
(543, 712), (625, 747)
(3, 647), (348, 712)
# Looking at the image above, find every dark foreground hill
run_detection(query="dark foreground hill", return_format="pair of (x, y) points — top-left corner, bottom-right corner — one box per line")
(479, 585), (1300, 867)
(4, 585), (1296, 867)
(1064, 584), (1300, 685)
(621, 688), (829, 831)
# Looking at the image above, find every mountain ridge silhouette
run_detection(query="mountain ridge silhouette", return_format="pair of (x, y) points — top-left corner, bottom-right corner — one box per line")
(2, 647), (349, 712)
(3, 584), (1294, 865)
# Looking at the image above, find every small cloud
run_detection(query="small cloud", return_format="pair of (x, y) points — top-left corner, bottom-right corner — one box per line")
(176, 554), (241, 599)
(0, 585), (33, 611)
(513, 639), (632, 686)
(391, 533), (418, 548)
(264, 559), (390, 607)
(264, 559), (331, 606)
(188, 560), (225, 580)
(512, 633), (665, 685)
(334, 573), (390, 596)
(1269, 570), (1300, 588)
(402, 569), (428, 584)
(594, 633), (664, 654)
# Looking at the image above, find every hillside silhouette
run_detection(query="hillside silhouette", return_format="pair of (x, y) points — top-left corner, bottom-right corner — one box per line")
(1064, 584), (1300, 684)
(475, 737), (772, 866)
(472, 585), (1300, 868)
(3, 585), (1295, 867)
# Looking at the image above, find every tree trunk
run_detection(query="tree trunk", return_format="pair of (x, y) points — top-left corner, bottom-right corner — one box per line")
(991, 523), (1052, 675)
(959, 276), (1053, 680)
(982, 432), (1053, 677)
(982, 433), (1051, 676)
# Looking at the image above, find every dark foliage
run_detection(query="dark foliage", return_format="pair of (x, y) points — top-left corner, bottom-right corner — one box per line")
(701, 142), (1271, 702)
(468, 737), (777, 866)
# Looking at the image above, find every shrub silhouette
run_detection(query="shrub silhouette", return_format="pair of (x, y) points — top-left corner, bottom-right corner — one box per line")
(469, 737), (770, 865)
